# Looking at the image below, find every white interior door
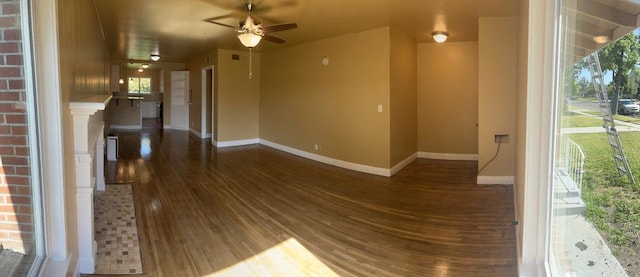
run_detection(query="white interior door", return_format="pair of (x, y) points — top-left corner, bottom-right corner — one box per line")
(170, 71), (189, 130)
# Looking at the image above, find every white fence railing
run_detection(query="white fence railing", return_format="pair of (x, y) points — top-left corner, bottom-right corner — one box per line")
(558, 137), (586, 194)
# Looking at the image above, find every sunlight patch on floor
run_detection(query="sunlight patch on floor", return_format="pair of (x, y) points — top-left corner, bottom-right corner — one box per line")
(203, 238), (339, 277)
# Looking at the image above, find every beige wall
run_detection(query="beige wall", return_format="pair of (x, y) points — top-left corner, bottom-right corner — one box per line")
(57, 0), (110, 272)
(260, 27), (391, 168)
(216, 49), (260, 142)
(390, 28), (417, 165)
(478, 17), (519, 177)
(417, 42), (479, 155)
(186, 51), (217, 136)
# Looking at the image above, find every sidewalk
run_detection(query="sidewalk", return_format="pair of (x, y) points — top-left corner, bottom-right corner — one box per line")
(562, 110), (640, 134)
(553, 214), (628, 276)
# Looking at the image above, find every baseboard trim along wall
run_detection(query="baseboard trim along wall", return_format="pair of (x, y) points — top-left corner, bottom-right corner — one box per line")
(188, 129), (213, 139)
(216, 138), (260, 148)
(477, 175), (515, 185)
(418, 152), (479, 161)
(214, 140), (476, 177)
(188, 128), (202, 138)
(259, 139), (395, 177)
(109, 124), (142, 130)
(391, 153), (417, 176)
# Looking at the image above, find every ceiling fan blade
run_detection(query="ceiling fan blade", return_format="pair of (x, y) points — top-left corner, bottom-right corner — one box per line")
(262, 34), (286, 44)
(263, 23), (297, 33)
(203, 15), (239, 29)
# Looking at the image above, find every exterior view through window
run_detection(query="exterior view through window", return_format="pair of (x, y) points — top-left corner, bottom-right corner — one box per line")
(128, 77), (151, 94)
(0, 0), (44, 275)
(552, 0), (640, 275)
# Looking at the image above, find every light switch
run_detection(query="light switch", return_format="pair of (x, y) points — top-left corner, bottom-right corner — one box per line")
(377, 105), (383, 112)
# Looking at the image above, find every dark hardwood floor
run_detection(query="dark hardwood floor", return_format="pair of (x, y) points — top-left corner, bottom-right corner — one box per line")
(93, 120), (517, 276)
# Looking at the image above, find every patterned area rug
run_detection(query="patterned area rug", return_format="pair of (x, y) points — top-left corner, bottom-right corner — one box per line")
(94, 184), (143, 274)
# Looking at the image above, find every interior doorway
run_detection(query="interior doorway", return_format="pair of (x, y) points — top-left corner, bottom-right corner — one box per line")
(201, 66), (214, 139)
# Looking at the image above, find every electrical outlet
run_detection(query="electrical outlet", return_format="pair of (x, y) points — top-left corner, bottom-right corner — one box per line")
(314, 144), (319, 151)
(495, 134), (509, 143)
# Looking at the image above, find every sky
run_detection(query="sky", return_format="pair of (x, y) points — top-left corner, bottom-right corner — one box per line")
(576, 29), (640, 85)
(578, 67), (612, 84)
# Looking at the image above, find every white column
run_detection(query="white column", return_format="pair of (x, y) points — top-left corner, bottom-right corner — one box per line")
(70, 112), (97, 274)
(69, 95), (111, 274)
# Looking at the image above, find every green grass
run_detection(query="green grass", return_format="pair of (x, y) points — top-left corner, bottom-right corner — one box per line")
(566, 132), (640, 248)
(614, 114), (640, 124)
(561, 114), (603, 127)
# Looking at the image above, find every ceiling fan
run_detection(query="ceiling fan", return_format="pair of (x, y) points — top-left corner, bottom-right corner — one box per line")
(204, 1), (298, 48)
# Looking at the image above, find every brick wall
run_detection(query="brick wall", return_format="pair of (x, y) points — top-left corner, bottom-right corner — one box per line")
(0, 0), (34, 254)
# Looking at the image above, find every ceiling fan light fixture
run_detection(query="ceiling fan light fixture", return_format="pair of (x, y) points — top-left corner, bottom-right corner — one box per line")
(238, 33), (262, 48)
(150, 54), (160, 61)
(432, 31), (449, 43)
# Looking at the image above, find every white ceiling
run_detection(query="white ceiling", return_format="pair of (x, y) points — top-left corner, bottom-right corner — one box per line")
(93, 0), (640, 65)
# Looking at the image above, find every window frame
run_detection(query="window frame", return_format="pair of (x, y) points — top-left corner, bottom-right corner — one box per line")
(31, 0), (72, 275)
(519, 0), (561, 276)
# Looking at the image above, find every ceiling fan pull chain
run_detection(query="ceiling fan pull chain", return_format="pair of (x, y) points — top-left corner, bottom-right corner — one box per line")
(249, 48), (253, 80)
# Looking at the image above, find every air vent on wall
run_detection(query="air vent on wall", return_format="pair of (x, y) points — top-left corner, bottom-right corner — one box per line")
(232, 54), (240, 60)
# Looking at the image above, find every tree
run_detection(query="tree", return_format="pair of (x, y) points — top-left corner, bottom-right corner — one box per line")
(598, 33), (640, 114)
(624, 68), (640, 98)
(563, 65), (580, 98)
(577, 77), (592, 98)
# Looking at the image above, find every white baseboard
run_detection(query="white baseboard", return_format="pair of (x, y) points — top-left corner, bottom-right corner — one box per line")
(109, 124), (142, 130)
(216, 138), (260, 148)
(170, 126), (189, 131)
(187, 129), (212, 139)
(189, 128), (202, 138)
(418, 152), (478, 161)
(163, 124), (171, 129)
(477, 175), (515, 185)
(259, 139), (392, 177)
(390, 153), (417, 176)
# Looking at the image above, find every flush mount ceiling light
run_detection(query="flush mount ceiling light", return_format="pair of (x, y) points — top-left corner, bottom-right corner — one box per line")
(593, 35), (609, 44)
(141, 64), (149, 69)
(138, 68), (144, 72)
(432, 31), (449, 43)
(150, 54), (160, 61)
(238, 33), (262, 48)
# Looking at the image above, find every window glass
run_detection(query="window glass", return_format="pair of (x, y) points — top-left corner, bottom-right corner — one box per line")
(0, 0), (44, 275)
(128, 77), (151, 94)
(550, 0), (640, 275)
